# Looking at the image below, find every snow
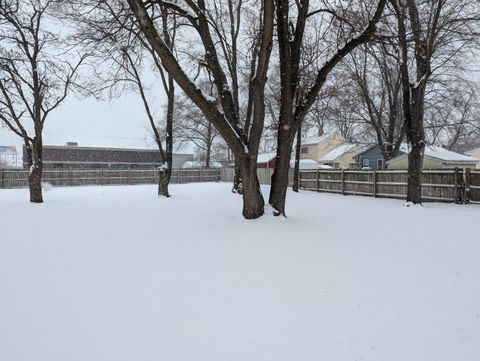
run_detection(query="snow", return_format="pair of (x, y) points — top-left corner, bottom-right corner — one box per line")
(182, 160), (223, 169)
(1, 183), (480, 361)
(424, 146), (480, 163)
(318, 143), (359, 162)
(397, 144), (480, 164)
(301, 131), (336, 146)
(257, 153), (276, 163)
(289, 159), (319, 170)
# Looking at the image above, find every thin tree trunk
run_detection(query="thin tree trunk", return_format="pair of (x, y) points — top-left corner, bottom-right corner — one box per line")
(205, 122), (212, 168)
(292, 123), (302, 192)
(158, 77), (175, 197)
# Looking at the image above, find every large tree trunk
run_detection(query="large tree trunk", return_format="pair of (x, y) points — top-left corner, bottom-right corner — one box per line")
(406, 88), (426, 204)
(406, 141), (424, 203)
(239, 157), (264, 219)
(232, 161), (242, 194)
(158, 167), (171, 197)
(292, 124), (302, 192)
(269, 125), (297, 216)
(27, 138), (43, 203)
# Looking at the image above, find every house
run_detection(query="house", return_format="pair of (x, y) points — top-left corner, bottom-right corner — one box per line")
(353, 145), (401, 170)
(387, 145), (480, 170)
(300, 131), (347, 162)
(22, 144), (194, 170)
(465, 147), (480, 169)
(256, 153), (277, 168)
(317, 143), (366, 169)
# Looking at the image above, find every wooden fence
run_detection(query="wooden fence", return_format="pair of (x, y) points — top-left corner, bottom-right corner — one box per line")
(300, 168), (480, 204)
(0, 168), (221, 189)
(221, 167), (294, 186)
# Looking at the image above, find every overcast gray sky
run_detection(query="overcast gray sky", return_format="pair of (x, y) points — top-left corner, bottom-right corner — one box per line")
(0, 91), (171, 161)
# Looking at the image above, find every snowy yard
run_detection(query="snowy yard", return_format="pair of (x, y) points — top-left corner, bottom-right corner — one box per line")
(1, 183), (480, 361)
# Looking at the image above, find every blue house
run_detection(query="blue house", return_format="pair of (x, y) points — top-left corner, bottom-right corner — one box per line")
(354, 145), (406, 170)
(354, 146), (387, 170)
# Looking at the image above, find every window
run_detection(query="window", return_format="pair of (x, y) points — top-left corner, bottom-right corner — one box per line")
(377, 159), (384, 169)
(362, 158), (369, 167)
(301, 147), (309, 154)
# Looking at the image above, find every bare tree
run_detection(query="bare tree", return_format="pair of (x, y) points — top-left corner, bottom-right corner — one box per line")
(391, 0), (480, 203)
(126, 0), (274, 219)
(64, 0), (178, 196)
(0, 0), (85, 202)
(174, 91), (220, 168)
(269, 0), (387, 216)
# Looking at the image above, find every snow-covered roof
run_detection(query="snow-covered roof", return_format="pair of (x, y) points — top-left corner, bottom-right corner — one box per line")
(182, 160), (223, 169)
(289, 159), (319, 170)
(318, 143), (358, 162)
(257, 153), (276, 164)
(302, 131), (337, 146)
(388, 145), (480, 164)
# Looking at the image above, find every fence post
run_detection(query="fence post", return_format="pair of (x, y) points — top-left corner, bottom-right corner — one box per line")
(373, 171), (377, 197)
(0, 169), (4, 189)
(199, 168), (202, 182)
(464, 168), (471, 204)
(454, 167), (461, 204)
(341, 169), (345, 195)
(316, 170), (319, 192)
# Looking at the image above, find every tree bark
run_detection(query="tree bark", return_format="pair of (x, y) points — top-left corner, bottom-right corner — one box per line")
(239, 157), (264, 219)
(232, 161), (243, 194)
(269, 124), (297, 215)
(28, 138), (43, 203)
(292, 123), (302, 192)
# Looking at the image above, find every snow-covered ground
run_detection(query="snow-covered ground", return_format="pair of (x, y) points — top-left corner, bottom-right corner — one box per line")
(1, 183), (479, 361)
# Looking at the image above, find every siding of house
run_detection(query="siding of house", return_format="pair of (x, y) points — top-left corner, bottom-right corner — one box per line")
(355, 146), (386, 169)
(320, 145), (365, 169)
(466, 148), (480, 169)
(300, 132), (346, 161)
(387, 155), (477, 170)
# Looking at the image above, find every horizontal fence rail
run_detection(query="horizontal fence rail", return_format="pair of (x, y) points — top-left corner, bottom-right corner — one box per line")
(0, 168), (221, 189)
(300, 168), (480, 204)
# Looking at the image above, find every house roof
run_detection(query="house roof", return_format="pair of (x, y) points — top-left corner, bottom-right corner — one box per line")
(387, 145), (480, 164)
(289, 159), (319, 170)
(318, 143), (358, 162)
(182, 160), (223, 169)
(302, 131), (337, 146)
(257, 153), (276, 164)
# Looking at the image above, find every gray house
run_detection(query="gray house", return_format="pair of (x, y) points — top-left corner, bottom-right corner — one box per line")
(354, 146), (387, 170)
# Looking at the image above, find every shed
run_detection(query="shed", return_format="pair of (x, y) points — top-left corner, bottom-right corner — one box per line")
(256, 153), (276, 168)
(387, 145), (480, 169)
